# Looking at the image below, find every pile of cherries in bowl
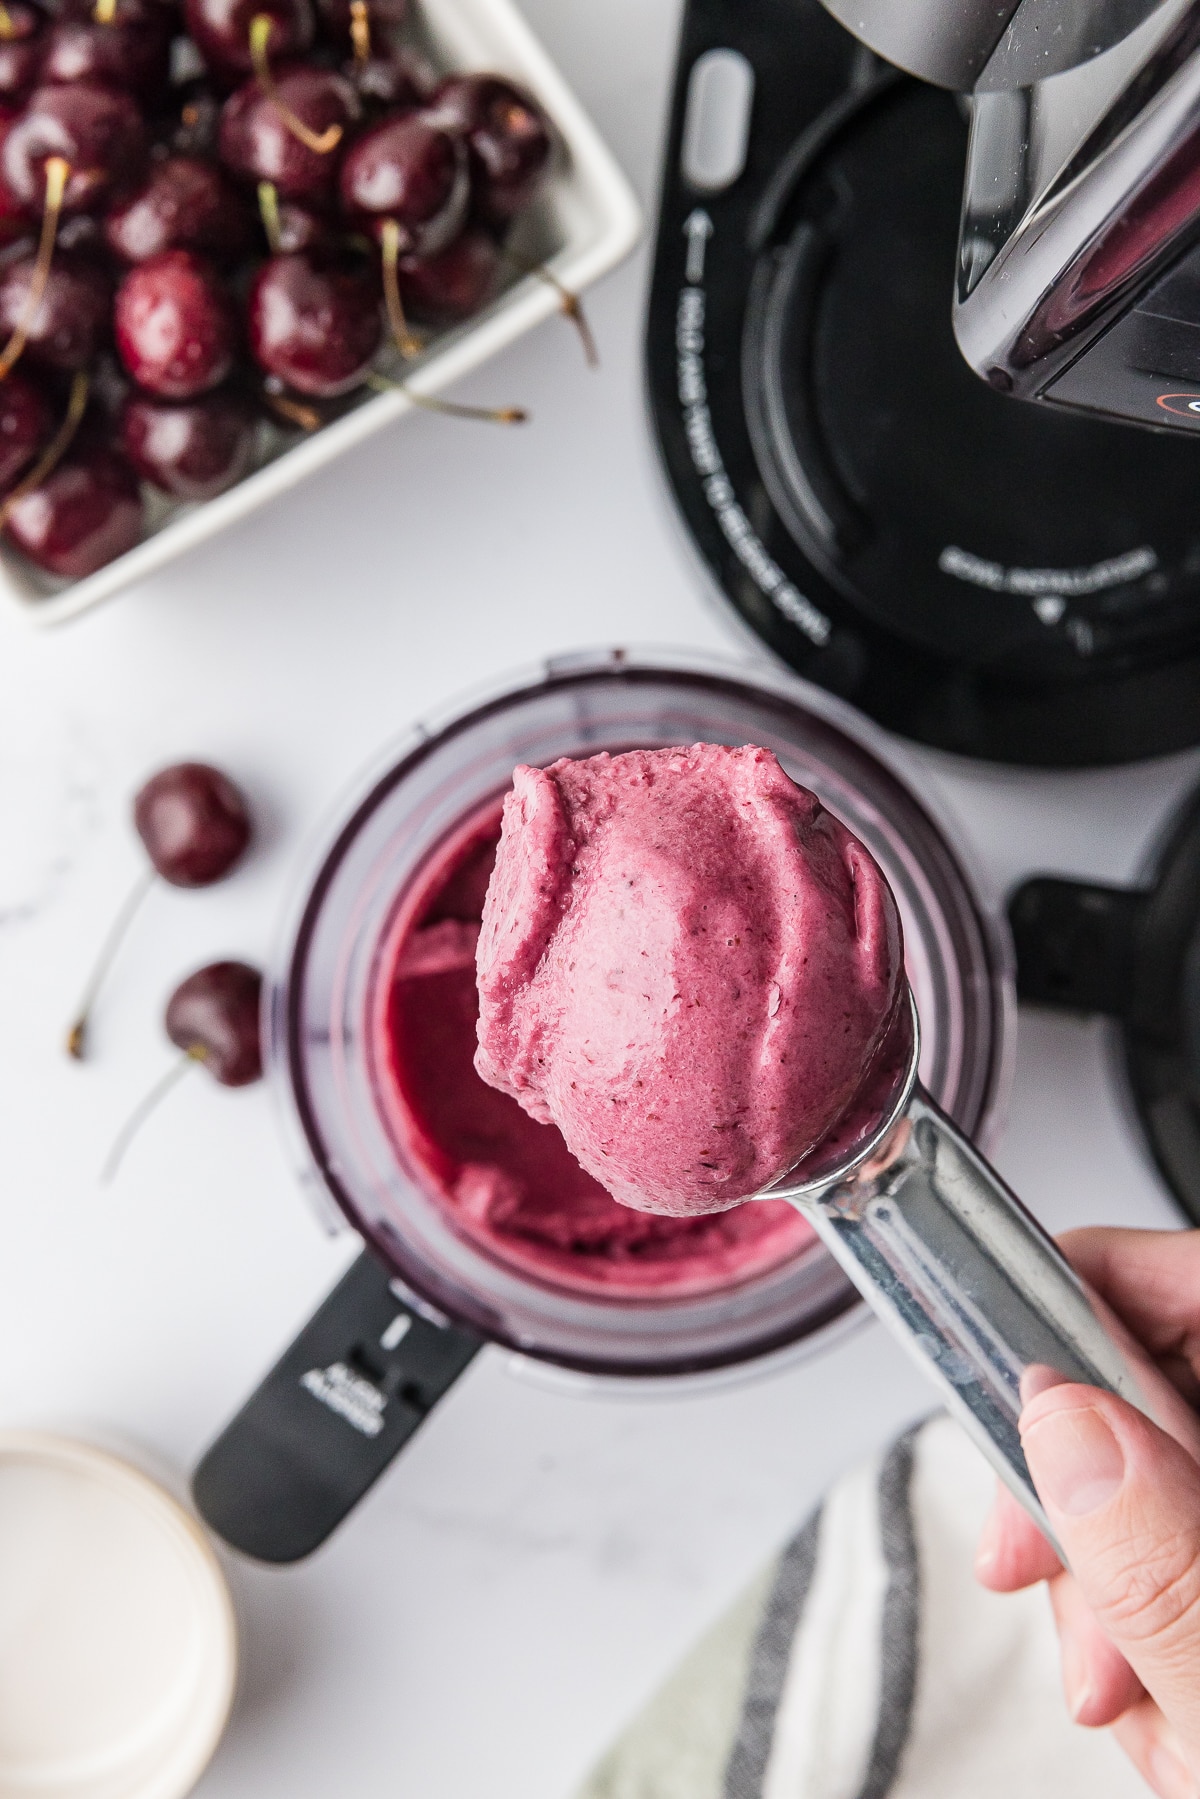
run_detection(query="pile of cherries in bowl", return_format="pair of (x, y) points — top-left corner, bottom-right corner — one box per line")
(0, 0), (555, 584)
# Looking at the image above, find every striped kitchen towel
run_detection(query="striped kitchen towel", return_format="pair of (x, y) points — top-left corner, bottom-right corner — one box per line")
(575, 1414), (1148, 1799)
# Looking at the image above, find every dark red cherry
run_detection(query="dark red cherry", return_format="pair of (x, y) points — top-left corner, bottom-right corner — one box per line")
(399, 225), (499, 322)
(0, 366), (50, 491)
(2, 82), (146, 213)
(4, 444), (142, 577)
(121, 389), (255, 499)
(338, 108), (467, 255)
(246, 250), (380, 395)
(41, 0), (172, 100)
(0, 248), (111, 368)
(0, 112), (32, 248)
(0, 3), (47, 106)
(134, 761), (251, 886)
(184, 0), (314, 82)
(431, 74), (550, 222)
(114, 249), (238, 397)
(104, 155), (251, 261)
(165, 960), (263, 1086)
(268, 195), (333, 252)
(344, 44), (428, 114)
(219, 63), (358, 200)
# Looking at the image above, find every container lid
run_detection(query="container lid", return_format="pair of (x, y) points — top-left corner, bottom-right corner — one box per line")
(0, 1432), (237, 1799)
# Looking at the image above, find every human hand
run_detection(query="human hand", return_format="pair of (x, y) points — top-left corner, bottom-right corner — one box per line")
(976, 1227), (1200, 1799)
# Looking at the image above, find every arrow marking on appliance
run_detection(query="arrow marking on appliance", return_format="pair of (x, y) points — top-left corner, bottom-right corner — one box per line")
(684, 208), (714, 283)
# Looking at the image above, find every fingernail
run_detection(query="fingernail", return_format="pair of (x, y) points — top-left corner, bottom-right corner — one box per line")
(1061, 1634), (1091, 1722)
(1147, 1742), (1199, 1799)
(1021, 1406), (1125, 1517)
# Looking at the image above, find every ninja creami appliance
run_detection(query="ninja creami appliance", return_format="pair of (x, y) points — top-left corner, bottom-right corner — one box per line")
(648, 0), (1200, 763)
(192, 653), (1012, 1562)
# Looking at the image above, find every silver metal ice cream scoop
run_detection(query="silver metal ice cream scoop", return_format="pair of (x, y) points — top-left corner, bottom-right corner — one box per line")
(768, 991), (1200, 1552)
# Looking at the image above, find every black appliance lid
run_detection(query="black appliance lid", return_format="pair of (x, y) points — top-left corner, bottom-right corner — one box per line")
(648, 0), (1200, 764)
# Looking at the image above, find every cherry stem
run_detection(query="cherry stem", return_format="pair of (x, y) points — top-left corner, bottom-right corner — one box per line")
(93, 0), (117, 22)
(250, 14), (343, 154)
(0, 6), (15, 40)
(366, 369), (526, 425)
(0, 155), (70, 381)
(349, 0), (370, 61)
(3, 369), (89, 527)
(265, 389), (321, 431)
(101, 1046), (207, 1185)
(257, 179), (282, 253)
(379, 219), (423, 359)
(503, 252), (598, 368)
(65, 859), (155, 1062)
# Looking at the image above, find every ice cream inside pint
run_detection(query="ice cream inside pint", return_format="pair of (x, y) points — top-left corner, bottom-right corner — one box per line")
(376, 799), (813, 1300)
(474, 745), (905, 1217)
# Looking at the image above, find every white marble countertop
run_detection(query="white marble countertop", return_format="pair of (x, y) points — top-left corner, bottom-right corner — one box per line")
(2, 4), (1199, 1794)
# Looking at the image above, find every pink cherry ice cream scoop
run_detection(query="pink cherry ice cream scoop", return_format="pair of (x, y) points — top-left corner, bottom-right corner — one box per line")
(474, 744), (905, 1217)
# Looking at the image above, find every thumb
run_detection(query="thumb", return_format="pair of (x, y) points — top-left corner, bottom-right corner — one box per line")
(1021, 1384), (1200, 1753)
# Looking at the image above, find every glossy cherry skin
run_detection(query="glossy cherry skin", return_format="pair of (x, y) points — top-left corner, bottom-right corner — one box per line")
(134, 762), (251, 885)
(0, 3), (47, 106)
(165, 960), (262, 1086)
(184, 0), (314, 82)
(41, 0), (172, 100)
(0, 110), (33, 248)
(343, 45), (428, 114)
(3, 82), (146, 213)
(247, 250), (380, 395)
(0, 367), (50, 492)
(263, 195), (334, 252)
(105, 155), (251, 262)
(114, 250), (238, 398)
(121, 389), (255, 499)
(4, 446), (143, 578)
(398, 225), (499, 322)
(0, 249), (112, 369)
(220, 64), (358, 201)
(338, 108), (468, 255)
(431, 74), (550, 222)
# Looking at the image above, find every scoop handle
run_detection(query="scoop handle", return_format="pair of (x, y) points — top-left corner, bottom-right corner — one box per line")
(793, 1085), (1200, 1552)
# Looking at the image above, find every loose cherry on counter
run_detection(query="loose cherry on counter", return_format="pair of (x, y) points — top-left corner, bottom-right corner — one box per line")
(219, 63), (358, 199)
(184, 0), (314, 81)
(0, 366), (51, 491)
(3, 441), (141, 578)
(114, 249), (238, 398)
(41, 0), (172, 100)
(247, 249), (380, 395)
(104, 155), (252, 262)
(0, 2), (46, 106)
(102, 960), (265, 1183)
(0, 248), (111, 368)
(430, 73), (551, 223)
(2, 82), (146, 213)
(65, 762), (253, 1060)
(121, 389), (255, 499)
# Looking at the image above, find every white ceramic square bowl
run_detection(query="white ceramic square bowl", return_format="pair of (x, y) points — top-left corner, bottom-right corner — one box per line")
(2, 0), (642, 628)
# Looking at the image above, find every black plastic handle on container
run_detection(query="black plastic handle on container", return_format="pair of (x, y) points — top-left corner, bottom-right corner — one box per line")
(193, 1251), (482, 1563)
